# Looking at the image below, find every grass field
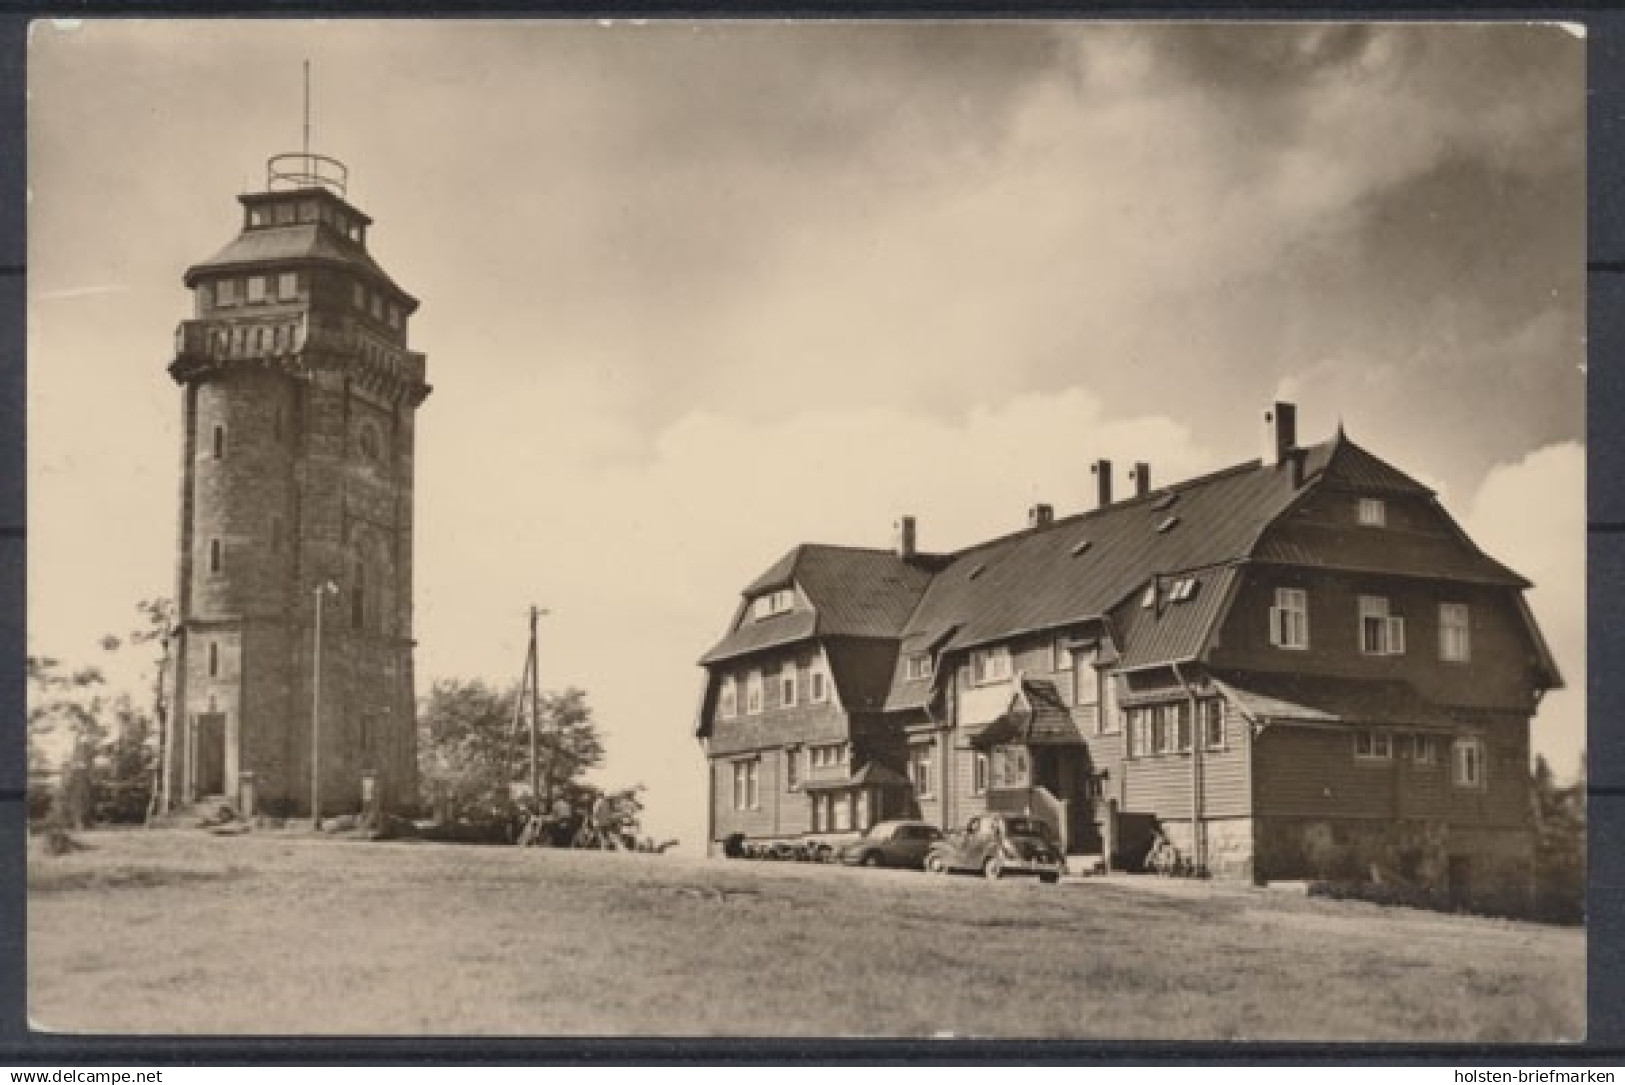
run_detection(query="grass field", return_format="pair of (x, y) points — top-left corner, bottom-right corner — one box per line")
(28, 829), (1584, 1040)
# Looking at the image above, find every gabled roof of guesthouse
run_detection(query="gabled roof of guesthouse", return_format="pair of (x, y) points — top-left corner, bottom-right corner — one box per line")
(700, 428), (1548, 684)
(699, 544), (937, 665)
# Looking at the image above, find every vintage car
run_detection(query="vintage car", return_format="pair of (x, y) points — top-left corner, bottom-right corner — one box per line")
(837, 820), (945, 869)
(925, 813), (1066, 883)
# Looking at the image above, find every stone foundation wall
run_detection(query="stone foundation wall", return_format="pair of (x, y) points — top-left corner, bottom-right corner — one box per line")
(1256, 815), (1534, 897)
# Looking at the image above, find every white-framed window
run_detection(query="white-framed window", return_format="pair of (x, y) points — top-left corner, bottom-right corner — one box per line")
(785, 748), (801, 791)
(731, 759), (760, 810)
(717, 676), (737, 720)
(745, 671), (764, 715)
(832, 793), (853, 832)
(779, 661), (797, 708)
(277, 272), (299, 301)
(1439, 603), (1471, 663)
(905, 653), (933, 681)
(809, 661), (829, 705)
(249, 208), (268, 228)
(1053, 638), (1073, 672)
(1358, 498), (1387, 527)
(810, 744), (844, 771)
(1127, 708), (1149, 757)
(1354, 729), (1393, 760)
(1169, 577), (1198, 603)
(1270, 588), (1309, 650)
(972, 752), (989, 796)
(991, 745), (1029, 788)
(246, 275), (267, 304)
(215, 279), (238, 307)
(909, 745), (934, 798)
(1452, 738), (1485, 788)
(1411, 734), (1439, 766)
(1150, 707), (1171, 755)
(971, 646), (1012, 685)
(1201, 699), (1225, 750)
(1359, 596), (1406, 656)
(752, 589), (794, 620)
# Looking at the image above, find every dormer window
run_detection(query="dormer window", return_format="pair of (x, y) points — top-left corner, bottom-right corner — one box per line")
(1168, 577), (1199, 603)
(745, 671), (764, 715)
(246, 276), (267, 304)
(752, 588), (794, 621)
(277, 272), (299, 301)
(905, 653), (933, 681)
(1358, 498), (1386, 527)
(216, 279), (238, 307)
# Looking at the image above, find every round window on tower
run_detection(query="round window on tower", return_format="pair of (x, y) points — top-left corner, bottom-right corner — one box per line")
(357, 421), (381, 463)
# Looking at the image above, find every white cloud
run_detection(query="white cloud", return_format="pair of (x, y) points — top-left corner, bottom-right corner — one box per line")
(1464, 441), (1586, 781)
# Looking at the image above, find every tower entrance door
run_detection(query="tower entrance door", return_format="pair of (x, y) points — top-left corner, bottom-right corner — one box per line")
(195, 713), (226, 797)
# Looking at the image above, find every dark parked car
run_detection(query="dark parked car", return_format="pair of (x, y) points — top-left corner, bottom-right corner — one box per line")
(838, 820), (945, 869)
(926, 814), (1066, 883)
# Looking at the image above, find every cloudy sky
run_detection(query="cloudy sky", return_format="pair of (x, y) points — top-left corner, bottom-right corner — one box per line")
(28, 20), (1584, 844)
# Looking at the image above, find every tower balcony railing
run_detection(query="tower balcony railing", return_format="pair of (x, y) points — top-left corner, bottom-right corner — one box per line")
(175, 315), (310, 362)
(267, 152), (348, 198)
(175, 317), (425, 384)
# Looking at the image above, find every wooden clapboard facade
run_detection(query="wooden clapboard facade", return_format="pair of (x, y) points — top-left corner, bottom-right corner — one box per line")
(694, 403), (1561, 890)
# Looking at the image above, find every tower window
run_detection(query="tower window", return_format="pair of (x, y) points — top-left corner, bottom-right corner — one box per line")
(370, 292), (384, 320)
(277, 272), (299, 301)
(387, 303), (401, 329)
(249, 208), (268, 228)
(246, 276), (267, 304)
(211, 425), (225, 460)
(216, 279), (238, 307)
(208, 538), (222, 574)
(351, 561), (366, 631)
(208, 642), (219, 678)
(297, 200), (317, 224)
(353, 282), (365, 309)
(274, 203), (294, 226)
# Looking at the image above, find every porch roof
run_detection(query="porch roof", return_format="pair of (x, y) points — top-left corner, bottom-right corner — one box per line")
(967, 677), (1087, 748)
(801, 761), (911, 791)
(1211, 670), (1459, 730)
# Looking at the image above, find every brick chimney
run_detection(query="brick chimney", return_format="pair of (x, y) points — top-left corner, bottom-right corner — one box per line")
(1091, 459), (1113, 508)
(1028, 503), (1054, 530)
(1131, 462), (1151, 497)
(894, 515), (917, 560)
(1264, 401), (1298, 467)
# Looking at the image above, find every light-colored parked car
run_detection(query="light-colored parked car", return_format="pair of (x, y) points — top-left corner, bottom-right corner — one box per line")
(926, 813), (1066, 883)
(838, 820), (945, 869)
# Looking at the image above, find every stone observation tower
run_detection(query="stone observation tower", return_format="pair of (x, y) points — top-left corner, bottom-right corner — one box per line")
(165, 149), (430, 817)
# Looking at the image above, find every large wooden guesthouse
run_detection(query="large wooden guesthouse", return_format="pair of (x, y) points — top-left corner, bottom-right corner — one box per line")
(694, 403), (1562, 890)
